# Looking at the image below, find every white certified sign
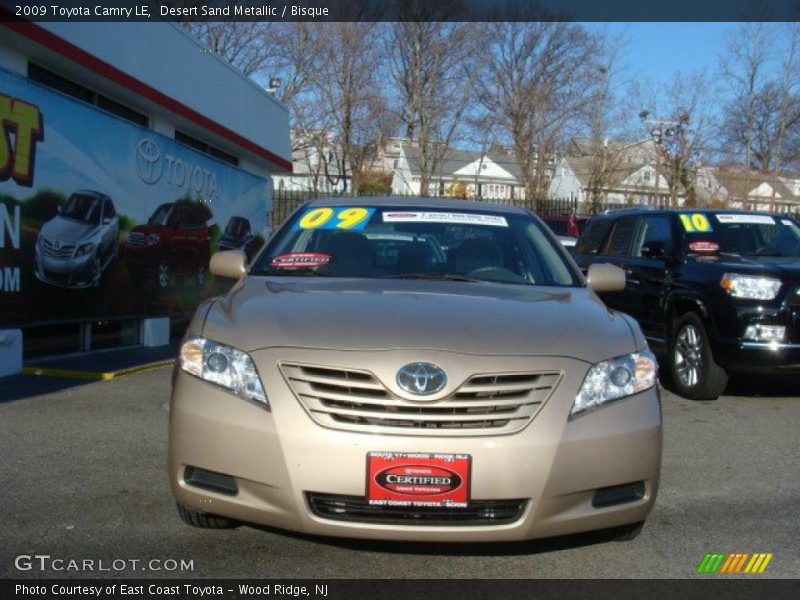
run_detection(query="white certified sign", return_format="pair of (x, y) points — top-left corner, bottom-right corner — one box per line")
(715, 214), (775, 225)
(382, 211), (508, 227)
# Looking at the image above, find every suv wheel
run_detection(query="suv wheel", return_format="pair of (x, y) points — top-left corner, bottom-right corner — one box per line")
(669, 312), (728, 400)
(157, 260), (171, 289)
(176, 502), (238, 529)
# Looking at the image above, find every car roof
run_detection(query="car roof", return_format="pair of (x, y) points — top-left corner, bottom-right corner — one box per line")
(304, 196), (530, 216)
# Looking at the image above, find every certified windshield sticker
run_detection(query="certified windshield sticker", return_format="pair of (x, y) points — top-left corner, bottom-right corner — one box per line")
(294, 207), (375, 231)
(715, 214), (775, 225)
(270, 252), (331, 268)
(680, 213), (713, 233)
(382, 211), (508, 227)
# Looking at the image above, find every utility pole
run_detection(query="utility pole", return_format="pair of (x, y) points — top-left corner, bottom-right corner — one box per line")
(639, 111), (686, 208)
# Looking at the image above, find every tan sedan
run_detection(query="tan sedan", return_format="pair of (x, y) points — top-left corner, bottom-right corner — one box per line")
(169, 198), (661, 542)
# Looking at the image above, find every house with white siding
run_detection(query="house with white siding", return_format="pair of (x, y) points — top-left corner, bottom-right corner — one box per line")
(391, 143), (530, 201)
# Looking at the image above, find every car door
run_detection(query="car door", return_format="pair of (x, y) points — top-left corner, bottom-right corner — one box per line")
(627, 215), (677, 339)
(169, 206), (190, 267)
(593, 216), (640, 317)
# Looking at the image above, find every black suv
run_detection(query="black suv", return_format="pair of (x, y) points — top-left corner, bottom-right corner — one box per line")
(575, 208), (800, 399)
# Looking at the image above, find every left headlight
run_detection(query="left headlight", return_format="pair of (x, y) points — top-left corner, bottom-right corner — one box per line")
(179, 335), (268, 408)
(572, 350), (657, 416)
(74, 242), (95, 257)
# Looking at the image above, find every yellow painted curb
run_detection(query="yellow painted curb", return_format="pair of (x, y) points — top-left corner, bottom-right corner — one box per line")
(22, 360), (174, 381)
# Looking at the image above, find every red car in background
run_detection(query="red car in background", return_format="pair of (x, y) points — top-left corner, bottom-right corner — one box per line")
(126, 202), (211, 289)
(540, 214), (590, 238)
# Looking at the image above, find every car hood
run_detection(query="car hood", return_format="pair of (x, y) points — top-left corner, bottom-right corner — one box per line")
(40, 216), (97, 243)
(202, 278), (637, 363)
(694, 255), (800, 274)
(130, 224), (164, 234)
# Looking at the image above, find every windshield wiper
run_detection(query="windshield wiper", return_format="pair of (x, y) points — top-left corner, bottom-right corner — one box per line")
(750, 250), (792, 257)
(381, 272), (485, 283)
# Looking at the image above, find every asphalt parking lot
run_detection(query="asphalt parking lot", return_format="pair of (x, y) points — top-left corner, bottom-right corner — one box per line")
(1, 367), (798, 579)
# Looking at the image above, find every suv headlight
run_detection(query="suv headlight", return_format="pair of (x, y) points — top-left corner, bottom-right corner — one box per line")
(74, 242), (94, 257)
(179, 336), (268, 407)
(720, 273), (781, 300)
(146, 233), (160, 246)
(572, 350), (657, 416)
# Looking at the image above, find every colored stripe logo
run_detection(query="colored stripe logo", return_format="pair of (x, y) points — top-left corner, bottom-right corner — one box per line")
(696, 552), (773, 574)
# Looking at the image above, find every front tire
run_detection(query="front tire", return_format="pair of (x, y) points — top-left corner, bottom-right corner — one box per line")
(176, 502), (238, 529)
(612, 520), (645, 542)
(669, 312), (728, 400)
(157, 260), (171, 289)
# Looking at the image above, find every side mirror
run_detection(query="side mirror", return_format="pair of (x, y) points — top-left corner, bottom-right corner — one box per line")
(210, 250), (246, 279)
(587, 263), (626, 292)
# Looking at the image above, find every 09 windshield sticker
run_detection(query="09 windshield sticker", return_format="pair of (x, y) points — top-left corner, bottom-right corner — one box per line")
(679, 213), (713, 233)
(270, 253), (331, 268)
(715, 214), (775, 225)
(294, 207), (375, 231)
(382, 211), (509, 227)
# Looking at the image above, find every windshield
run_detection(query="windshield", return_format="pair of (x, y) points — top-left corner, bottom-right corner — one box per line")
(148, 205), (172, 226)
(252, 205), (579, 287)
(683, 213), (800, 258)
(62, 194), (101, 224)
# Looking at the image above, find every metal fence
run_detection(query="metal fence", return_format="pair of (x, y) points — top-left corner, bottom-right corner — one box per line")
(268, 189), (607, 230)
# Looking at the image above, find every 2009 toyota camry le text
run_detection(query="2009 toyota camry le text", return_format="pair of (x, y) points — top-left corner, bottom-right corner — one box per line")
(168, 197), (662, 542)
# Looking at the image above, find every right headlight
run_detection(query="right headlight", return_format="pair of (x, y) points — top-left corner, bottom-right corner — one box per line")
(179, 335), (268, 408)
(571, 350), (657, 416)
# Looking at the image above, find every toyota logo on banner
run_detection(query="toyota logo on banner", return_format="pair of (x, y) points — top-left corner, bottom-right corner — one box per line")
(135, 138), (163, 185)
(396, 363), (447, 396)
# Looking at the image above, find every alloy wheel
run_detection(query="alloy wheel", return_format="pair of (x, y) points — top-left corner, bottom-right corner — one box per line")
(674, 324), (703, 387)
(158, 261), (170, 289)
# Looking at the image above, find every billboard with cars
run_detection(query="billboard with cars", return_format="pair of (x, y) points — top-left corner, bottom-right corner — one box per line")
(0, 67), (270, 327)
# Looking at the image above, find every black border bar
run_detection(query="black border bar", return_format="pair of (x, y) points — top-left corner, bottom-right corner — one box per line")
(1, 0), (800, 23)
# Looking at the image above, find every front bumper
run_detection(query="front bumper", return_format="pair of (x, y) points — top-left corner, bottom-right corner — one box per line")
(713, 305), (800, 372)
(34, 247), (94, 288)
(169, 349), (662, 542)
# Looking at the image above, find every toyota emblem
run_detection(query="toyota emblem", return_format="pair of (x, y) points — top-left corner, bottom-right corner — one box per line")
(396, 363), (447, 396)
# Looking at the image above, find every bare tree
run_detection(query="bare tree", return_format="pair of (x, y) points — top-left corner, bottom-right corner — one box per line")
(657, 71), (714, 207)
(474, 21), (602, 210)
(579, 32), (632, 211)
(718, 23), (774, 174)
(387, 9), (477, 196)
(313, 23), (391, 196)
(182, 22), (275, 77)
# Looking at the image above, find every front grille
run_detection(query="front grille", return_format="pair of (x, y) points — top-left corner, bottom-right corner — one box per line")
(280, 363), (561, 436)
(307, 493), (526, 526)
(42, 239), (75, 258)
(127, 232), (146, 247)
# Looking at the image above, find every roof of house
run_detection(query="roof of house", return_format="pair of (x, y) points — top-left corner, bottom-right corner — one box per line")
(714, 168), (798, 202)
(400, 144), (524, 181)
(562, 156), (667, 189)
